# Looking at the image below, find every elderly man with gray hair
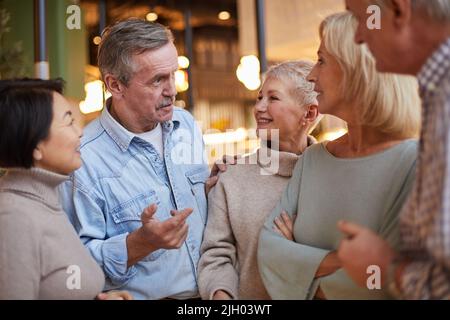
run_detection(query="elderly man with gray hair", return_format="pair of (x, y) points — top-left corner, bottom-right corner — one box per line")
(60, 19), (211, 300)
(339, 0), (450, 299)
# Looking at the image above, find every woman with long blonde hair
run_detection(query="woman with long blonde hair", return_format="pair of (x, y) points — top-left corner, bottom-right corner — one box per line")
(258, 12), (421, 300)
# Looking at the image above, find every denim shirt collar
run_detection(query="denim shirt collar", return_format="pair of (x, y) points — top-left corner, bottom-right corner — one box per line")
(99, 98), (181, 152)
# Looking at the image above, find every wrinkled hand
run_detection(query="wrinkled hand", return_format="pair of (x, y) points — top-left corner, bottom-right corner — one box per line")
(273, 211), (296, 241)
(96, 290), (133, 300)
(212, 290), (233, 300)
(206, 155), (240, 195)
(205, 176), (219, 196)
(140, 204), (193, 250)
(337, 220), (394, 287)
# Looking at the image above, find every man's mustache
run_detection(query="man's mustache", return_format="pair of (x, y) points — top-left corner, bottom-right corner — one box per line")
(158, 98), (175, 109)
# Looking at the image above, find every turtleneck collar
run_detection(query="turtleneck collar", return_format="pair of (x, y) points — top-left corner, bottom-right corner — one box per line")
(0, 167), (68, 210)
(256, 135), (316, 177)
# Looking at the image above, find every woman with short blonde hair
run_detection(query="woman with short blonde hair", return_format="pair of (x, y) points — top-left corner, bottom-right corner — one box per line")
(258, 12), (421, 300)
(198, 60), (320, 300)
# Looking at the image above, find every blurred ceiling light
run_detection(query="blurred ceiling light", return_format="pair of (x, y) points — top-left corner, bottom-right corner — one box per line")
(178, 56), (190, 69)
(218, 11), (231, 20)
(175, 70), (189, 92)
(175, 100), (186, 108)
(79, 80), (110, 114)
(93, 36), (101, 45)
(146, 12), (158, 22)
(236, 55), (261, 91)
(203, 128), (248, 145)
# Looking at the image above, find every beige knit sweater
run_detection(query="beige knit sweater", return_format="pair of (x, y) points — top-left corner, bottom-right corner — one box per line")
(0, 168), (105, 299)
(198, 141), (313, 300)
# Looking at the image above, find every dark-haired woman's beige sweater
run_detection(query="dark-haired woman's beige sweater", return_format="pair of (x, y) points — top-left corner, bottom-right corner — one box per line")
(0, 168), (105, 299)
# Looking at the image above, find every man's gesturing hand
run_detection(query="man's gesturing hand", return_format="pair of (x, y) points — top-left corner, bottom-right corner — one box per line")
(126, 204), (193, 267)
(139, 204), (192, 250)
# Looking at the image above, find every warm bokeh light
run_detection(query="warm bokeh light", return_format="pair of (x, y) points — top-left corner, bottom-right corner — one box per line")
(175, 70), (189, 92)
(175, 100), (186, 108)
(319, 128), (347, 142)
(79, 80), (111, 114)
(236, 55), (261, 91)
(146, 12), (158, 22)
(93, 36), (101, 45)
(178, 56), (190, 69)
(203, 127), (248, 145)
(218, 11), (231, 20)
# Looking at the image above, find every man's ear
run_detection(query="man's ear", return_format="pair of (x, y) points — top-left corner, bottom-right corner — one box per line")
(104, 74), (125, 97)
(390, 0), (413, 28)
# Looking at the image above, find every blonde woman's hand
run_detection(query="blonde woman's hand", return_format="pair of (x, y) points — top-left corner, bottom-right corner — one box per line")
(96, 290), (133, 300)
(273, 211), (296, 241)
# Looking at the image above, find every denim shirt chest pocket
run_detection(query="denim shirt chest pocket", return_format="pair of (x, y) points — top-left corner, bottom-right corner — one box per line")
(109, 191), (165, 261)
(185, 168), (208, 225)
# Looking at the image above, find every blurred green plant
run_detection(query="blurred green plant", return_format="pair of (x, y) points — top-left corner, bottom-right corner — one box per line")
(1, 2), (24, 177)
(0, 4), (26, 79)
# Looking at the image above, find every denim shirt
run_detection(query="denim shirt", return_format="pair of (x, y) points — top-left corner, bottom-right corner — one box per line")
(59, 105), (209, 300)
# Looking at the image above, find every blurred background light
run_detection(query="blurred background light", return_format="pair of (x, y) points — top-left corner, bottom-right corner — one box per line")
(178, 55), (190, 69)
(218, 11), (231, 20)
(146, 12), (158, 22)
(236, 55), (261, 91)
(175, 70), (189, 92)
(79, 80), (110, 114)
(93, 36), (101, 45)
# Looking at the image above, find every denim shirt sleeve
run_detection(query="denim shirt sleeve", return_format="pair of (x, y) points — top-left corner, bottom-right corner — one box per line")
(60, 179), (138, 286)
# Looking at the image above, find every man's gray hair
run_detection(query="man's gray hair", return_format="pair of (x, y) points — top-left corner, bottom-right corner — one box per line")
(263, 60), (318, 108)
(375, 0), (450, 22)
(98, 18), (174, 86)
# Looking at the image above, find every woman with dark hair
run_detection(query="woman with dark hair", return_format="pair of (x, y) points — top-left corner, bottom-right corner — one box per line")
(0, 79), (131, 300)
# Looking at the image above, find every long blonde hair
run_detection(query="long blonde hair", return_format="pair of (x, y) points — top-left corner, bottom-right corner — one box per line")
(320, 12), (421, 138)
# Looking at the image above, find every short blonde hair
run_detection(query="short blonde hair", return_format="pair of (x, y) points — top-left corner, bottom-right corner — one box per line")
(263, 60), (318, 108)
(320, 12), (421, 138)
(263, 60), (321, 132)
